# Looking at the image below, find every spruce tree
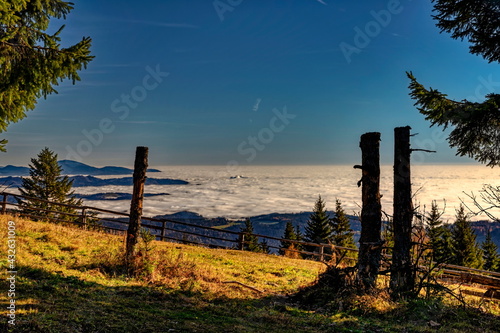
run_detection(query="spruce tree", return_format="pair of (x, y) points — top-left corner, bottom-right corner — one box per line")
(331, 199), (356, 248)
(0, 1), (93, 151)
(304, 195), (332, 244)
(280, 221), (302, 258)
(280, 221), (297, 256)
(406, 1), (500, 167)
(18, 147), (82, 222)
(295, 225), (304, 253)
(330, 199), (356, 264)
(259, 239), (270, 254)
(425, 201), (453, 264)
(382, 217), (394, 257)
(450, 205), (483, 269)
(482, 228), (500, 272)
(239, 218), (261, 252)
(304, 195), (333, 258)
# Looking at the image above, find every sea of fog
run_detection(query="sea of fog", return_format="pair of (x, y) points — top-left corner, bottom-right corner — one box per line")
(74, 165), (500, 222)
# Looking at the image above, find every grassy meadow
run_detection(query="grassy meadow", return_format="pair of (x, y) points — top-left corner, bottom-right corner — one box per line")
(0, 215), (499, 332)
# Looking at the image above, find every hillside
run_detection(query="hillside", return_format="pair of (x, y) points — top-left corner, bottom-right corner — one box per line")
(0, 160), (161, 176)
(1, 216), (499, 332)
(0, 175), (188, 188)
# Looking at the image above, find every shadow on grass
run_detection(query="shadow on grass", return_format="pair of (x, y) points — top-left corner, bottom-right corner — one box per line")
(2, 265), (499, 333)
(0, 265), (350, 333)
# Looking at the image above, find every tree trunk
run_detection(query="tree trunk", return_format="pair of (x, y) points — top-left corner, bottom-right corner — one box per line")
(390, 126), (414, 298)
(355, 132), (382, 290)
(126, 146), (149, 266)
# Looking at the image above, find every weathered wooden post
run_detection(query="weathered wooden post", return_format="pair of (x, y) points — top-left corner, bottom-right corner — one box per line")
(81, 207), (87, 230)
(1, 193), (7, 215)
(126, 146), (149, 265)
(238, 232), (245, 251)
(161, 220), (167, 241)
(390, 126), (414, 298)
(354, 132), (383, 290)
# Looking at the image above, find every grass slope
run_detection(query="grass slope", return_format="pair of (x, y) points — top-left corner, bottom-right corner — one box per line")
(0, 215), (499, 332)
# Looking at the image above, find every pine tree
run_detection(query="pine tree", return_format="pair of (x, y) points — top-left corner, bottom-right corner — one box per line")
(280, 221), (302, 258)
(425, 201), (453, 263)
(295, 225), (303, 243)
(259, 239), (270, 254)
(280, 221), (297, 255)
(0, 1), (93, 151)
(382, 217), (394, 257)
(295, 225), (304, 253)
(482, 228), (500, 272)
(450, 205), (483, 269)
(304, 195), (333, 244)
(304, 195), (333, 259)
(330, 199), (356, 264)
(406, 1), (500, 166)
(239, 218), (261, 252)
(18, 147), (82, 222)
(331, 199), (356, 249)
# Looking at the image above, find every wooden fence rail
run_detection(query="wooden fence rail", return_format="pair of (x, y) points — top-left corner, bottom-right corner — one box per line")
(2, 191), (500, 291)
(0, 191), (352, 261)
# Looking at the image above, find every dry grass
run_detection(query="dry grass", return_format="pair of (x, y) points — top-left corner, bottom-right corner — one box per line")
(0, 215), (499, 332)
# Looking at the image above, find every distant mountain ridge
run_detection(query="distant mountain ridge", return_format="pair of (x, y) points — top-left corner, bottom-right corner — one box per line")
(0, 175), (188, 188)
(0, 160), (161, 176)
(145, 211), (500, 253)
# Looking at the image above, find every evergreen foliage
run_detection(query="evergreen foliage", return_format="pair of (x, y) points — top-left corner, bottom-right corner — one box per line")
(0, 1), (93, 150)
(304, 195), (332, 245)
(330, 199), (356, 249)
(18, 147), (82, 221)
(450, 205), (483, 269)
(406, 1), (500, 166)
(481, 228), (500, 272)
(425, 201), (453, 264)
(280, 221), (297, 256)
(407, 71), (500, 167)
(382, 217), (394, 257)
(239, 218), (262, 253)
(432, 0), (500, 63)
(304, 195), (333, 260)
(279, 222), (303, 258)
(259, 239), (270, 254)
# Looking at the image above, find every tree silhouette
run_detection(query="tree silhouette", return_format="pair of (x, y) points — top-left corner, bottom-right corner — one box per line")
(450, 205), (483, 269)
(0, 1), (93, 151)
(407, 1), (500, 166)
(481, 228), (500, 272)
(18, 147), (82, 222)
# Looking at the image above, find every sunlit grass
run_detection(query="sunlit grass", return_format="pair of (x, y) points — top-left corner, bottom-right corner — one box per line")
(0, 215), (499, 332)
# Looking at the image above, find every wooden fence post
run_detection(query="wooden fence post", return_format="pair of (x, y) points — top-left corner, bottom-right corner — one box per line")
(354, 132), (383, 290)
(391, 126), (415, 298)
(1, 194), (7, 215)
(126, 147), (149, 266)
(161, 220), (167, 241)
(81, 207), (87, 230)
(239, 233), (245, 251)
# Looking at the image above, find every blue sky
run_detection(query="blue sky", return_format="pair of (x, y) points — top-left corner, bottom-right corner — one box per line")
(3, 0), (500, 167)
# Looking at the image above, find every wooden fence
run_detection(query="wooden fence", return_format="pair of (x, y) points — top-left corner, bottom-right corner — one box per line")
(2, 191), (500, 291)
(0, 191), (355, 261)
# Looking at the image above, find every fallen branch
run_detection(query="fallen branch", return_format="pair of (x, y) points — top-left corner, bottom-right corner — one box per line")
(222, 281), (264, 293)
